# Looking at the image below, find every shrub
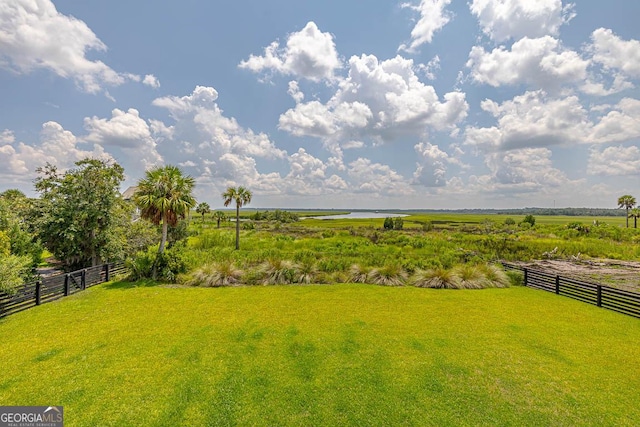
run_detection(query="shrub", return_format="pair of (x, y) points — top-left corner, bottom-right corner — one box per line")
(126, 245), (187, 282)
(522, 214), (536, 227)
(383, 217), (394, 230)
(504, 218), (516, 226)
(0, 254), (32, 295)
(422, 221), (434, 232)
(506, 270), (525, 286)
(393, 217), (404, 230)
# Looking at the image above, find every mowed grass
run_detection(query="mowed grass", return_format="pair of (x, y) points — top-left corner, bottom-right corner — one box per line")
(1, 283), (640, 426)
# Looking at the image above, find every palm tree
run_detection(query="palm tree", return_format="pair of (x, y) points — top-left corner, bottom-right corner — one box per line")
(212, 211), (226, 228)
(222, 186), (252, 250)
(629, 208), (640, 229)
(134, 165), (196, 254)
(196, 202), (210, 224)
(618, 195), (636, 228)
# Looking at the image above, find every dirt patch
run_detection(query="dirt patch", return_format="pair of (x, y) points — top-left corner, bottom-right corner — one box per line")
(513, 259), (640, 292)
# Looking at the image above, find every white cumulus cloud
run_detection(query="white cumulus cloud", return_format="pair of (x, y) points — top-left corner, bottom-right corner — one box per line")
(588, 145), (640, 176)
(0, 0), (142, 93)
(469, 0), (575, 42)
(400, 0), (453, 53)
(279, 54), (468, 149)
(239, 21), (341, 82)
(466, 36), (588, 91)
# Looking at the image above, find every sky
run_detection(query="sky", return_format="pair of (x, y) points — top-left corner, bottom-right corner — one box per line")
(1, 0), (640, 209)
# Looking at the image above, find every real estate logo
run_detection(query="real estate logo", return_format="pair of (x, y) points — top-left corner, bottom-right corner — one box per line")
(0, 406), (63, 427)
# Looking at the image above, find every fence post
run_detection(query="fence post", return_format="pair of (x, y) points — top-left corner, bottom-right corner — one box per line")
(81, 269), (86, 290)
(64, 274), (70, 296)
(36, 281), (42, 305)
(597, 285), (602, 307)
(105, 263), (110, 282)
(555, 276), (560, 295)
(523, 268), (528, 286)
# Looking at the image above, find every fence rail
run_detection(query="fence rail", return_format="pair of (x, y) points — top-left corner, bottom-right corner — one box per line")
(0, 262), (126, 319)
(503, 262), (640, 318)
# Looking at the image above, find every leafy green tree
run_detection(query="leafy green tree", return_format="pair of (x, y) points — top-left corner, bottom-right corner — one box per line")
(213, 211), (226, 228)
(134, 165), (196, 255)
(383, 217), (394, 230)
(196, 202), (210, 224)
(618, 195), (636, 228)
(32, 159), (126, 269)
(393, 217), (404, 230)
(222, 186), (252, 250)
(522, 214), (536, 227)
(629, 208), (640, 229)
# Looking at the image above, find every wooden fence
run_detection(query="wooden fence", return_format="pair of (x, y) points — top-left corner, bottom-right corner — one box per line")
(0, 262), (126, 319)
(502, 262), (640, 318)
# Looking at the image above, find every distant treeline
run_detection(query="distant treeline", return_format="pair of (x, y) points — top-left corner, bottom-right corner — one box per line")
(405, 208), (627, 216)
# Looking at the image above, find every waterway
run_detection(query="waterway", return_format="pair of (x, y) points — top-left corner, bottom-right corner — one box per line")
(305, 212), (409, 220)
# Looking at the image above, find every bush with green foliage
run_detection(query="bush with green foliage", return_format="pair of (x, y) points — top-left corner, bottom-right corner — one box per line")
(522, 214), (536, 227)
(0, 254), (32, 295)
(126, 244), (188, 282)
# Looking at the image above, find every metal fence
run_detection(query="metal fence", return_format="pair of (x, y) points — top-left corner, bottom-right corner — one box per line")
(0, 262), (126, 319)
(502, 262), (640, 318)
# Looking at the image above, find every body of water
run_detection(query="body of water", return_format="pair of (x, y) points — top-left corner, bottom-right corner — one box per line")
(305, 212), (409, 220)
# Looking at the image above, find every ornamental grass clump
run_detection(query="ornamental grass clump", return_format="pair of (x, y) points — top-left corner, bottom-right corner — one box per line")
(453, 264), (485, 289)
(349, 264), (373, 284)
(295, 259), (318, 284)
(479, 264), (510, 288)
(411, 267), (461, 289)
(260, 258), (297, 285)
(369, 264), (407, 286)
(191, 262), (243, 287)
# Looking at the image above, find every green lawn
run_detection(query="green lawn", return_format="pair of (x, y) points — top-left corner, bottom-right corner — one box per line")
(1, 283), (639, 426)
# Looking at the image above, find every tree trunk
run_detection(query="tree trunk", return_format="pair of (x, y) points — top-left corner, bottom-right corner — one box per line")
(626, 208), (630, 228)
(159, 218), (168, 254)
(235, 205), (240, 250)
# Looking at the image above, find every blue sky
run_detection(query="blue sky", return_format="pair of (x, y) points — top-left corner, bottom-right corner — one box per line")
(1, 0), (639, 209)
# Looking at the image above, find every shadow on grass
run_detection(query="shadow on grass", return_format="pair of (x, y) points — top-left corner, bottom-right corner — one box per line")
(102, 279), (163, 290)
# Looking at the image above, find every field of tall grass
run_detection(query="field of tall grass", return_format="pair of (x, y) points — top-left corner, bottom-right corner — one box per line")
(176, 212), (640, 289)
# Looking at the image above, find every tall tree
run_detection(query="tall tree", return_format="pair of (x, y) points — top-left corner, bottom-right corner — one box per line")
(629, 208), (640, 229)
(222, 186), (252, 250)
(134, 165), (196, 254)
(617, 195), (636, 228)
(33, 159), (125, 269)
(196, 202), (210, 224)
(213, 211), (226, 229)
